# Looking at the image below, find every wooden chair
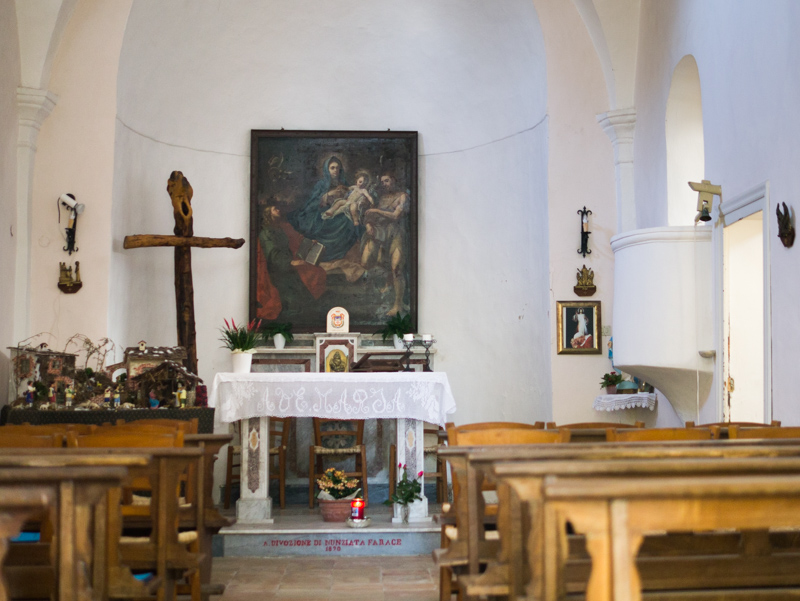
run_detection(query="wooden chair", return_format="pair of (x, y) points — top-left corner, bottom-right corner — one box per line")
(309, 418), (368, 507)
(389, 423), (447, 503)
(223, 422), (240, 510)
(607, 426), (717, 442)
(67, 431), (202, 601)
(729, 425), (800, 439)
(269, 418), (291, 509)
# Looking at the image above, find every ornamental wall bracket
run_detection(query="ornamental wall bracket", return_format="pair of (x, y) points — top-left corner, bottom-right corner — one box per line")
(574, 264), (596, 297)
(777, 202), (795, 248)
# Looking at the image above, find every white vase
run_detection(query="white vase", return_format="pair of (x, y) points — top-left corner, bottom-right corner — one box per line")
(273, 333), (286, 350)
(231, 350), (254, 374)
(392, 334), (404, 350)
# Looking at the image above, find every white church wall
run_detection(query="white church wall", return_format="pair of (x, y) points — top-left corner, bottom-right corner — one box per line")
(0, 0), (21, 405)
(109, 0), (552, 425)
(27, 0), (133, 351)
(533, 0), (620, 425)
(634, 0), (800, 424)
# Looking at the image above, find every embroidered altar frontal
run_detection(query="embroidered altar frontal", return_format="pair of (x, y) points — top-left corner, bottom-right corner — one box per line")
(210, 372), (455, 427)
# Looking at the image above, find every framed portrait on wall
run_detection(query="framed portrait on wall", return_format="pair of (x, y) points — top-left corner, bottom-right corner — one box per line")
(249, 130), (418, 333)
(556, 300), (601, 354)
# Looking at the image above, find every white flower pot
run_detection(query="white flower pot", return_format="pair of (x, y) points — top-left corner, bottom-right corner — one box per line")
(392, 334), (404, 350)
(273, 333), (286, 350)
(231, 350), (254, 374)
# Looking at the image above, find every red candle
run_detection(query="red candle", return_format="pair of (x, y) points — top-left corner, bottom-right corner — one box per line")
(351, 498), (365, 520)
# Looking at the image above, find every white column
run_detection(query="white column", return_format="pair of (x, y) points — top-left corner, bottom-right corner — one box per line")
(393, 417), (432, 523)
(14, 87), (58, 343)
(236, 416), (273, 524)
(597, 108), (636, 233)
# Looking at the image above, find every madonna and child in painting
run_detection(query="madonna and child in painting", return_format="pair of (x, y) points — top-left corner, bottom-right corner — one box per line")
(250, 131), (417, 333)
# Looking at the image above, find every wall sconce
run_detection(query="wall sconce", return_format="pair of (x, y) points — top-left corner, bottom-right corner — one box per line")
(688, 180), (721, 223)
(58, 193), (85, 255)
(578, 206), (592, 258)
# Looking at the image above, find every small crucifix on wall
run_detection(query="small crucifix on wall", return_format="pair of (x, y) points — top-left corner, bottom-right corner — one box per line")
(123, 171), (245, 374)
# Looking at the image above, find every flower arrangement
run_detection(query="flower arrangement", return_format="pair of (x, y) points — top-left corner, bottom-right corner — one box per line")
(384, 463), (423, 506)
(219, 318), (262, 352)
(600, 370), (624, 389)
(316, 467), (361, 500)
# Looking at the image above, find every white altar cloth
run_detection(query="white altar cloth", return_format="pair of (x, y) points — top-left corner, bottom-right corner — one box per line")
(210, 371), (457, 427)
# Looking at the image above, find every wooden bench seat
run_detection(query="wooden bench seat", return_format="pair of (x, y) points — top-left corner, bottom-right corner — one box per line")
(540, 469), (800, 601)
(0, 461), (132, 601)
(438, 438), (800, 600)
(493, 451), (800, 601)
(67, 434), (205, 601)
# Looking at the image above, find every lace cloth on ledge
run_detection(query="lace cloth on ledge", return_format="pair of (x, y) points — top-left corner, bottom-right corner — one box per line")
(210, 372), (457, 426)
(593, 392), (657, 412)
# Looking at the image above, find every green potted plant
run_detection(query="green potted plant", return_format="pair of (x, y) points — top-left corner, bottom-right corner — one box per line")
(220, 318), (261, 373)
(262, 322), (294, 350)
(377, 313), (414, 350)
(600, 370), (624, 395)
(384, 463), (423, 523)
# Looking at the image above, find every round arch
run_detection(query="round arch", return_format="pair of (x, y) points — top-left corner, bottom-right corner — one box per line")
(666, 55), (705, 225)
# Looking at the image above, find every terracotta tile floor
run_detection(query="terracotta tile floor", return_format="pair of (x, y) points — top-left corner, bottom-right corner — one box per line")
(212, 555), (440, 601)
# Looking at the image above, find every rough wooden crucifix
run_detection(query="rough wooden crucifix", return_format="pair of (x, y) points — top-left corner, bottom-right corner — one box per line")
(123, 171), (245, 375)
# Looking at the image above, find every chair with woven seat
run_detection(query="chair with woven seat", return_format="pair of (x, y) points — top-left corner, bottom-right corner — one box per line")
(309, 418), (368, 508)
(389, 423), (447, 503)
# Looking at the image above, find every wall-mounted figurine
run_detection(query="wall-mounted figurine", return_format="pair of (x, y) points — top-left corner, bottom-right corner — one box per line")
(58, 261), (82, 293)
(776, 202), (795, 248)
(578, 206), (592, 258)
(574, 265), (597, 297)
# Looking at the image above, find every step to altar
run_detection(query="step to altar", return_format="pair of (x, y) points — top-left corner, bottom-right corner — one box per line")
(218, 504), (440, 557)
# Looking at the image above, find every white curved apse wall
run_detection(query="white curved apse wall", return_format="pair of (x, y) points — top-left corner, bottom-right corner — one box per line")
(109, 0), (551, 424)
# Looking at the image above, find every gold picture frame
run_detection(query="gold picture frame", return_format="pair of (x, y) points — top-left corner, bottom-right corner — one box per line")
(556, 300), (601, 354)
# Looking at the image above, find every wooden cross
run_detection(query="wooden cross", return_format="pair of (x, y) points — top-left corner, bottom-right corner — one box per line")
(123, 171), (245, 375)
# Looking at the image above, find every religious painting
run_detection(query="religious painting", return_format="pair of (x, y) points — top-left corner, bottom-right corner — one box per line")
(249, 130), (418, 333)
(556, 300), (602, 355)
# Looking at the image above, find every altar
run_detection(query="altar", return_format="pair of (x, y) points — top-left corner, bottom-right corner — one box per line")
(210, 371), (456, 524)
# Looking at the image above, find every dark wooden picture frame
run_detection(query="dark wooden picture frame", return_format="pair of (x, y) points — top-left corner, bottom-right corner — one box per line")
(556, 300), (602, 354)
(249, 130), (418, 333)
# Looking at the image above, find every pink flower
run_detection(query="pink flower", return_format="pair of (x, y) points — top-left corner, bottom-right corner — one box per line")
(418, 471), (424, 478)
(398, 462), (402, 468)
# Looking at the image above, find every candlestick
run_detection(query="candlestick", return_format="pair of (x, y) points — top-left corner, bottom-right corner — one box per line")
(403, 333), (414, 342)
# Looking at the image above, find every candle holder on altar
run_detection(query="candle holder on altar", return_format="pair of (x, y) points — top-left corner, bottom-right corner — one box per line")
(420, 335), (436, 372)
(401, 334), (416, 371)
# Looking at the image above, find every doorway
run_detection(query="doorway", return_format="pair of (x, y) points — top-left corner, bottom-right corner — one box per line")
(716, 184), (772, 423)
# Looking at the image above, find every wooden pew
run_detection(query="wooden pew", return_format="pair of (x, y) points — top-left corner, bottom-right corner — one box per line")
(67, 434), (205, 601)
(0, 462), (131, 601)
(439, 438), (800, 600)
(538, 464), (800, 601)
(182, 433), (232, 600)
(0, 450), (150, 601)
(437, 427), (570, 600)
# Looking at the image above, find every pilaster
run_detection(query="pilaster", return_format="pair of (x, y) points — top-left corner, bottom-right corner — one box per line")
(14, 87), (58, 343)
(597, 108), (636, 233)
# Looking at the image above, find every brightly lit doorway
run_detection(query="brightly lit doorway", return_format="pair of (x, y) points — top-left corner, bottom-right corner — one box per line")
(715, 184), (772, 422)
